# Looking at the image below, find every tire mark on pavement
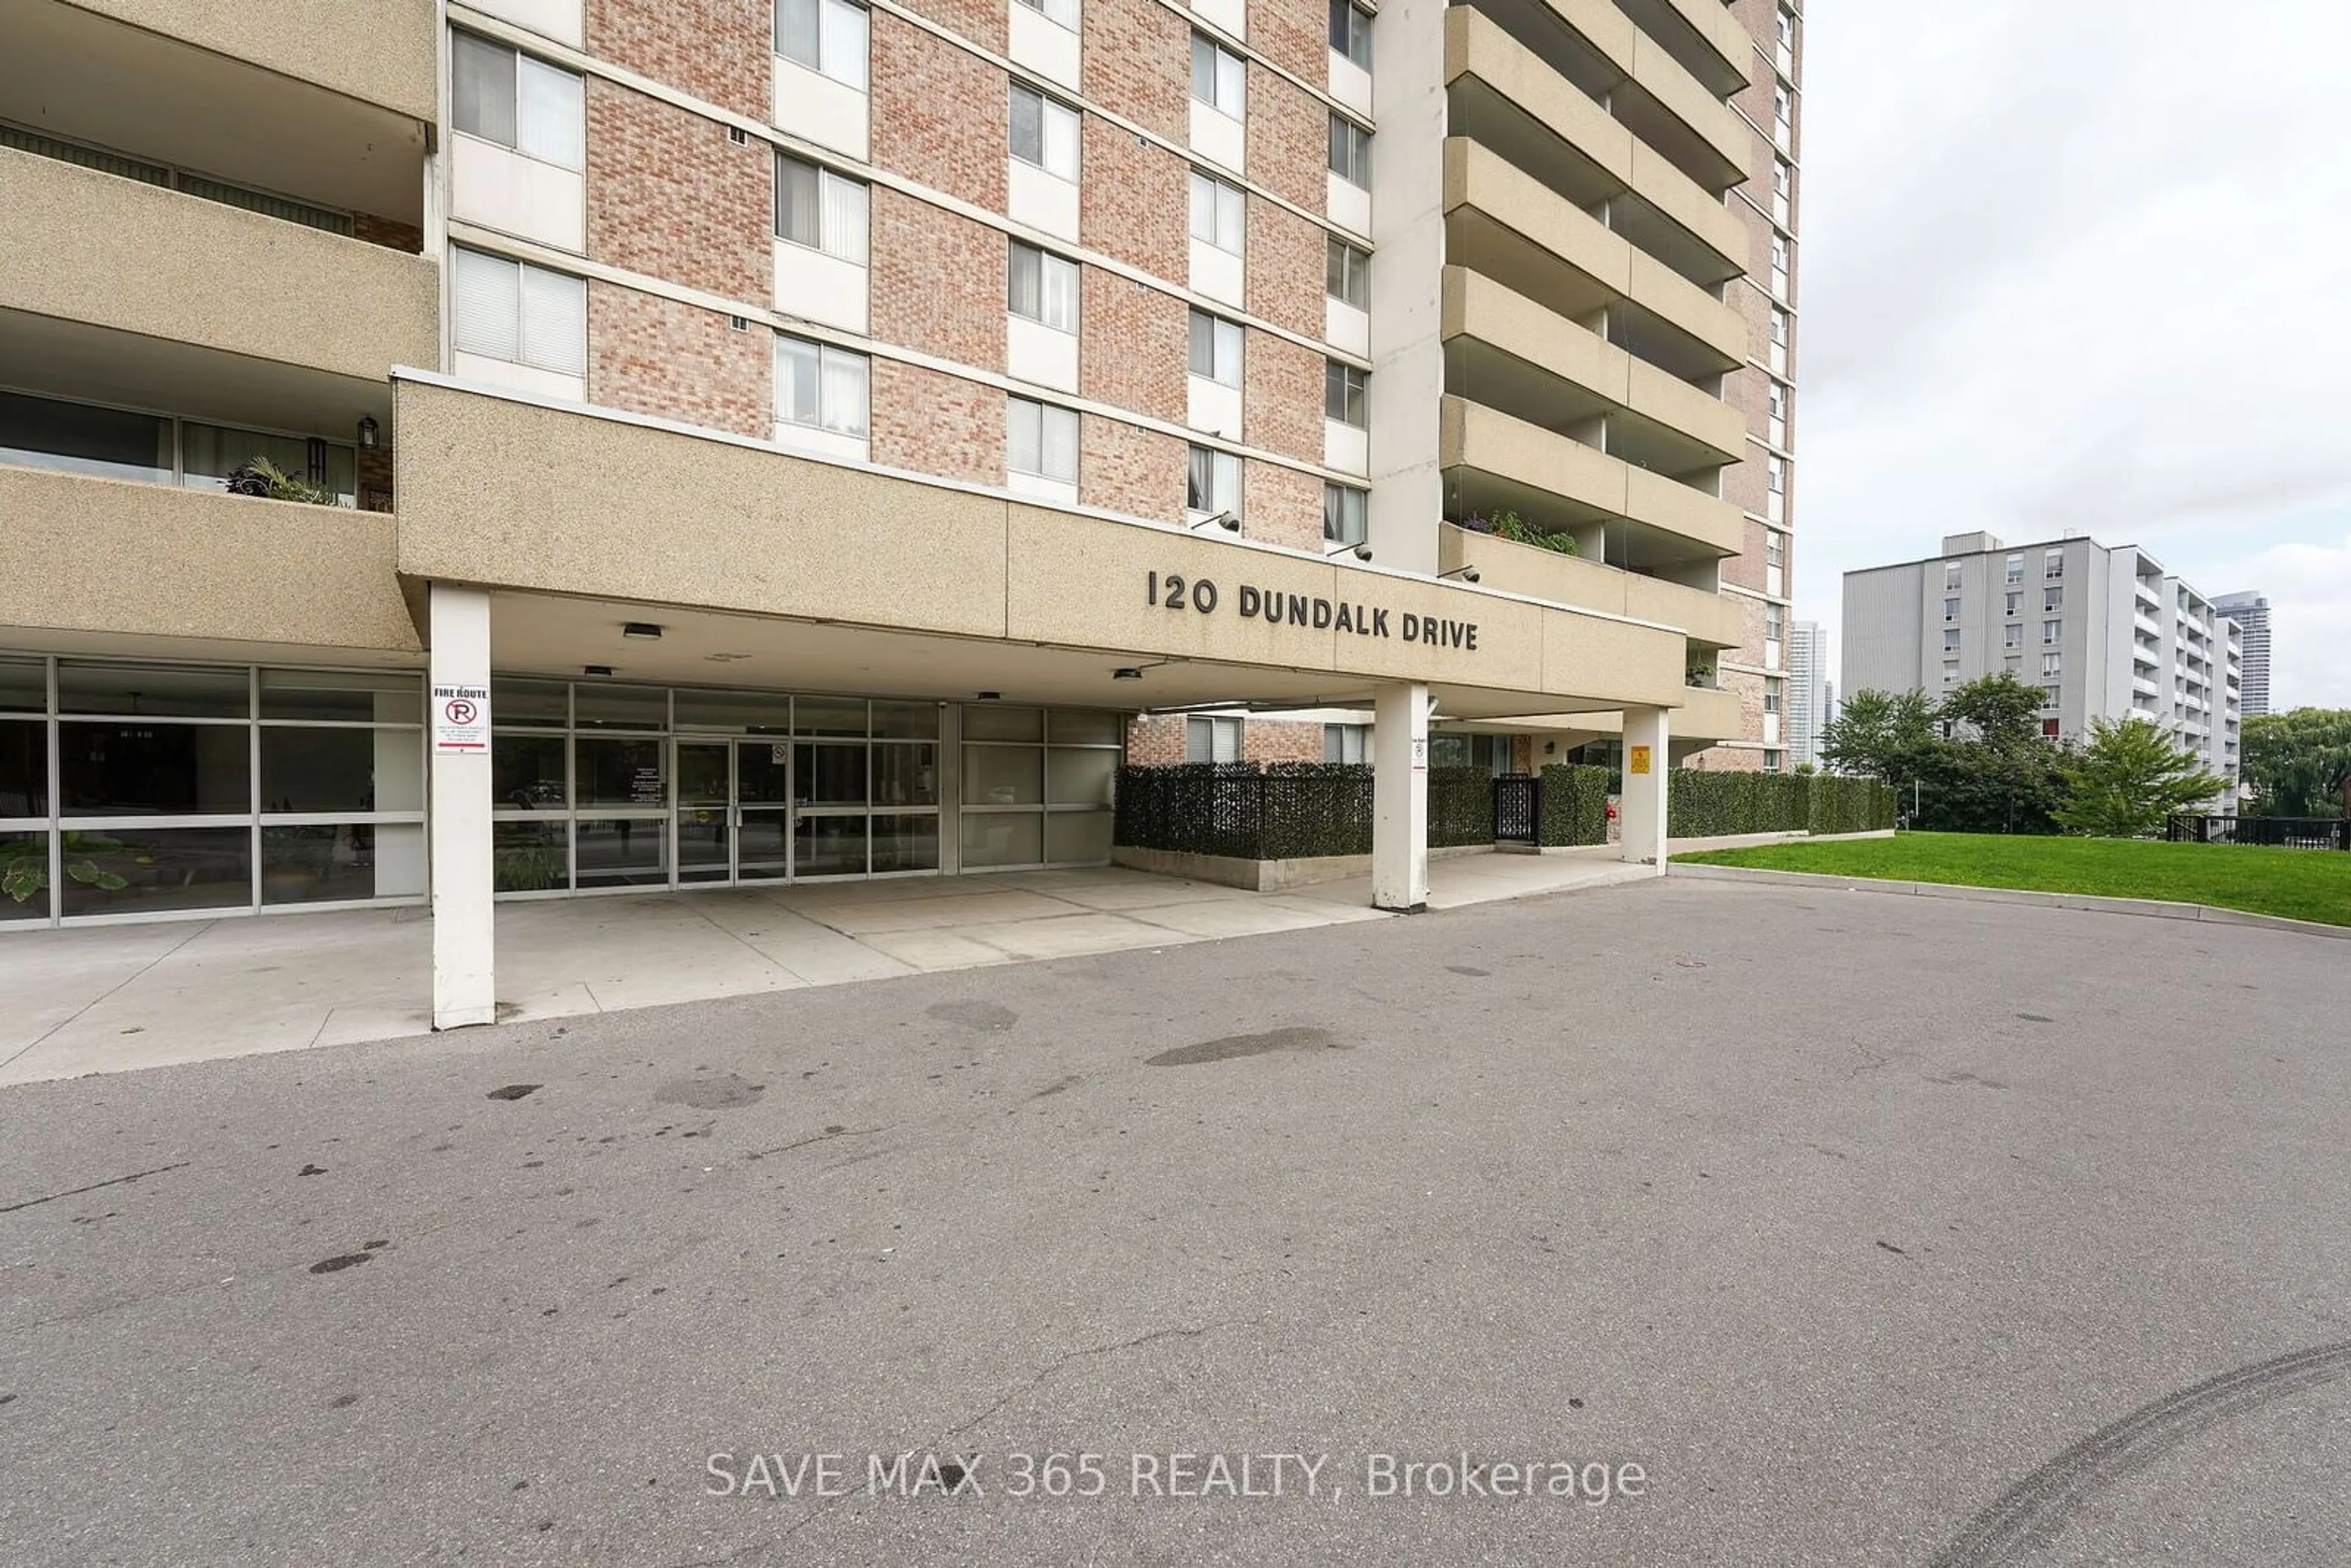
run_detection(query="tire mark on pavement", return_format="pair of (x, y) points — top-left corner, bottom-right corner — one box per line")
(1927, 1340), (2351, 1567)
(0, 1162), (190, 1215)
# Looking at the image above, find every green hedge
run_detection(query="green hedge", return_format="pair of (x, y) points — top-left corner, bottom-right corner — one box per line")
(1668, 770), (1894, 838)
(1428, 766), (1494, 848)
(1807, 773), (1896, 835)
(1538, 764), (1615, 846)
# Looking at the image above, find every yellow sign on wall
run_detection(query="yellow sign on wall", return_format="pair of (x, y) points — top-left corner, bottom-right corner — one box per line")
(1629, 745), (1652, 775)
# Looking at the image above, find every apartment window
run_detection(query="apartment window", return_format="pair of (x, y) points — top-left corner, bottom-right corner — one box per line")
(2004, 590), (2020, 616)
(774, 332), (871, 437)
(1008, 242), (1079, 332)
(1768, 380), (1787, 424)
(1764, 683), (1783, 715)
(1770, 236), (1788, 277)
(1768, 456), (1787, 494)
(1324, 722), (1369, 764)
(1942, 661), (1959, 686)
(1191, 34), (1245, 115)
(777, 0), (871, 91)
(2004, 552), (2024, 584)
(452, 247), (587, 376)
(1189, 171), (1245, 254)
(1327, 237), (1370, 308)
(774, 154), (869, 261)
(1188, 311), (1243, 387)
(1763, 750), (1784, 773)
(1009, 84), (1080, 180)
(2003, 625), (2022, 650)
(1943, 596), (1959, 622)
(1766, 534), (1784, 569)
(2042, 685), (2060, 710)
(1943, 628), (1960, 653)
(1769, 307), (1790, 347)
(1007, 396), (1078, 484)
(2043, 585), (2063, 611)
(2004, 655), (2022, 673)
(2042, 718), (2061, 739)
(452, 34), (585, 170)
(1328, 113), (1373, 187)
(1185, 445), (1241, 516)
(1764, 604), (1784, 640)
(1324, 483), (1367, 547)
(1187, 715), (1243, 763)
(1773, 84), (1793, 127)
(1014, 0), (1079, 30)
(2042, 618), (2062, 645)
(2044, 547), (2064, 578)
(1325, 360), (1367, 426)
(2042, 652), (2062, 677)
(1943, 560), (1962, 590)
(1329, 0), (1373, 67)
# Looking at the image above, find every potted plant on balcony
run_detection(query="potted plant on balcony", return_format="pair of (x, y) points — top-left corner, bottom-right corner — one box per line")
(223, 457), (336, 506)
(1686, 662), (1716, 688)
(1457, 509), (1579, 556)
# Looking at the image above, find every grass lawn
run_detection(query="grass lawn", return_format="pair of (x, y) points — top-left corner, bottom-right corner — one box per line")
(1673, 832), (2351, 927)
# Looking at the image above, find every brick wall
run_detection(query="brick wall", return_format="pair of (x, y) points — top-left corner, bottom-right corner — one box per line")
(1245, 718), (1325, 763)
(1245, 195), (1325, 342)
(586, 80), (771, 302)
(1125, 712), (1186, 763)
(869, 191), (1007, 368)
(354, 213), (424, 254)
(1248, 0), (1327, 82)
(1079, 114), (1187, 276)
(872, 359), (1001, 482)
(588, 282), (773, 439)
(896, 0), (1007, 55)
(586, 0), (766, 122)
(1081, 413), (1185, 520)
(1080, 269), (1187, 425)
(871, 15), (1007, 211)
(1243, 460), (1322, 552)
(1081, 0), (1190, 141)
(1244, 62), (1327, 216)
(1244, 328), (1324, 465)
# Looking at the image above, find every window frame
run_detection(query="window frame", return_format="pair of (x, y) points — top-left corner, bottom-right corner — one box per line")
(1323, 482), (1367, 547)
(1328, 0), (1372, 68)
(451, 246), (588, 378)
(1327, 111), (1372, 187)
(1013, 0), (1079, 31)
(774, 152), (871, 263)
(1006, 396), (1078, 484)
(774, 331), (872, 439)
(1190, 34), (1245, 116)
(1007, 241), (1081, 334)
(1188, 170), (1246, 255)
(1188, 310), (1245, 388)
(451, 32), (585, 171)
(776, 0), (871, 91)
(1184, 443), (1242, 517)
(1008, 83), (1081, 181)
(1324, 359), (1367, 427)
(1325, 236), (1370, 309)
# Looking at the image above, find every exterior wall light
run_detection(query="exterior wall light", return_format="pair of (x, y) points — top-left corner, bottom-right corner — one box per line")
(1327, 542), (1372, 561)
(1438, 565), (1480, 583)
(621, 622), (664, 640)
(356, 416), (380, 449)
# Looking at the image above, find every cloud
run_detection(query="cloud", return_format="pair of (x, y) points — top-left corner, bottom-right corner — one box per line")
(1794, 0), (2351, 708)
(2243, 531), (2351, 710)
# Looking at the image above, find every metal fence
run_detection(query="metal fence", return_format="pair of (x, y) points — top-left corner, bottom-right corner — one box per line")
(2165, 815), (2351, 850)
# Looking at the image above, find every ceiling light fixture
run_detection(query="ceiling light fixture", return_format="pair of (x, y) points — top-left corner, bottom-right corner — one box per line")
(621, 621), (664, 640)
(583, 664), (615, 677)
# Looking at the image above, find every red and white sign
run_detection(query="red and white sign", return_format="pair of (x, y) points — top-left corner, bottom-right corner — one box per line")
(432, 683), (490, 754)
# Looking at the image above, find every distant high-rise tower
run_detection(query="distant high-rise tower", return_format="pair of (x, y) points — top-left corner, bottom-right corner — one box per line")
(2213, 592), (2271, 717)
(1787, 621), (1829, 767)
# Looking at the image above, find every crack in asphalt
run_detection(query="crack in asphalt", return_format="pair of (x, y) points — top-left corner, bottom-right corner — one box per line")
(0, 1162), (190, 1215)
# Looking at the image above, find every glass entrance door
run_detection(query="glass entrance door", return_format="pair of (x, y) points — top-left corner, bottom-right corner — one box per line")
(675, 740), (733, 884)
(736, 740), (792, 882)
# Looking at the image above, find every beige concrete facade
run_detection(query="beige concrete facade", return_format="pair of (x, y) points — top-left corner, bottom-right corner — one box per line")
(52, 0), (440, 122)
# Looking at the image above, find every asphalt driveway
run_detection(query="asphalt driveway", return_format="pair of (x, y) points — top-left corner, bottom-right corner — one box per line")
(1, 879), (2344, 1566)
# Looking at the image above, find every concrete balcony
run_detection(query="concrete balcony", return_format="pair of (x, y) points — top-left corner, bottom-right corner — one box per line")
(1436, 522), (1742, 648)
(1, 148), (438, 392)
(1444, 140), (1744, 375)
(1439, 396), (1743, 561)
(37, 0), (437, 124)
(0, 465), (419, 654)
(1507, 0), (1750, 189)
(1445, 9), (1744, 284)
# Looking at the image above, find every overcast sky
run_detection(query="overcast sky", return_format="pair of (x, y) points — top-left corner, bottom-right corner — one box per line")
(1796, 0), (2351, 709)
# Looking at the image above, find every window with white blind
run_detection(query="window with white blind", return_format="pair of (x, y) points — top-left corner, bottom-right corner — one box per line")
(1189, 172), (1245, 254)
(1764, 604), (1783, 640)
(774, 154), (869, 262)
(1015, 0), (1079, 29)
(774, 332), (870, 437)
(1007, 397), (1078, 483)
(1326, 236), (1370, 307)
(1010, 85), (1079, 180)
(1324, 722), (1368, 764)
(452, 248), (587, 376)
(1187, 715), (1243, 762)
(1328, 113), (1371, 187)
(1185, 445), (1240, 517)
(1324, 483), (1367, 546)
(776, 0), (870, 91)
(1188, 311), (1243, 387)
(1190, 35), (1245, 115)
(452, 34), (585, 170)
(1008, 242), (1079, 332)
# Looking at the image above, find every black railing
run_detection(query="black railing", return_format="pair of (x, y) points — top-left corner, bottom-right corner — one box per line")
(2165, 814), (2351, 850)
(1494, 774), (1540, 844)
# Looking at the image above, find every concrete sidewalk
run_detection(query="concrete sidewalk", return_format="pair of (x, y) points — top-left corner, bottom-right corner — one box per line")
(1, 850), (1662, 1084)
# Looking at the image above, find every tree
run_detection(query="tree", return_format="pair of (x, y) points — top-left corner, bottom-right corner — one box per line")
(1935, 673), (2066, 835)
(1820, 688), (1937, 784)
(1940, 673), (2046, 748)
(2240, 708), (2351, 817)
(2055, 718), (2226, 837)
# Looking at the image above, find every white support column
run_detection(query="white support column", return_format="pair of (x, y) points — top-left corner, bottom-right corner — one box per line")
(1372, 681), (1429, 912)
(429, 584), (497, 1029)
(1619, 705), (1670, 874)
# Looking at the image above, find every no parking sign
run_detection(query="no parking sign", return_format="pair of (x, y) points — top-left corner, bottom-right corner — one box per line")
(432, 683), (490, 754)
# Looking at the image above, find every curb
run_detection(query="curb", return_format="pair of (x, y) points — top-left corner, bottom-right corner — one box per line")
(1667, 862), (2351, 942)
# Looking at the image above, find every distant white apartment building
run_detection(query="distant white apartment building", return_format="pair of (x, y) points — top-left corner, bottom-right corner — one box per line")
(2211, 592), (2271, 718)
(1787, 621), (1831, 767)
(1842, 533), (2240, 802)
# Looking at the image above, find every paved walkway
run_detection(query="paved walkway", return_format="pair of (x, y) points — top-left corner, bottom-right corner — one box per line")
(1, 849), (1662, 1084)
